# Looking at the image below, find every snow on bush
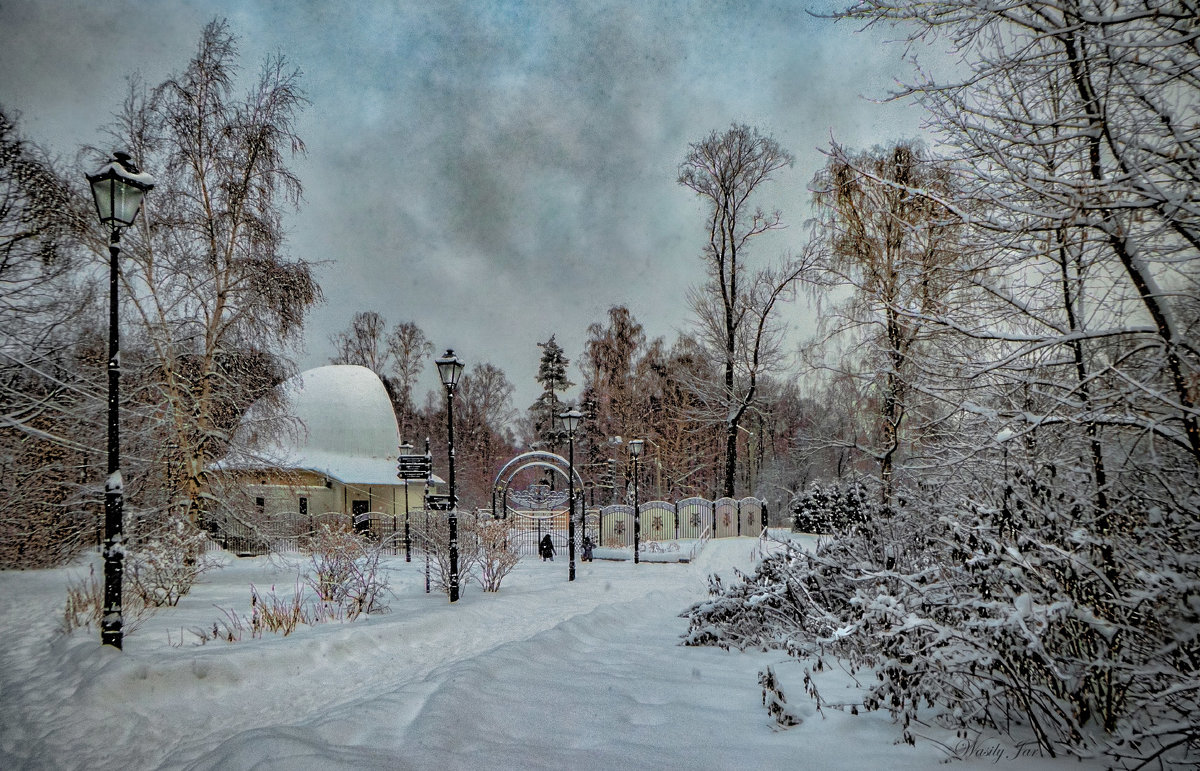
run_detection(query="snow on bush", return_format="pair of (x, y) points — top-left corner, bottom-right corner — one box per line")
(411, 512), (480, 598)
(684, 465), (1200, 766)
(304, 524), (388, 618)
(188, 525), (390, 644)
(789, 479), (871, 534)
(126, 514), (216, 607)
(473, 517), (520, 592)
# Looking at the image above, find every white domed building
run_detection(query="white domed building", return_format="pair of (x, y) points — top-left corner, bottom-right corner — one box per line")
(214, 365), (436, 532)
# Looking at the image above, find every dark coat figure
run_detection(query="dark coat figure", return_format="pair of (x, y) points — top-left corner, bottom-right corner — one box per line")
(581, 535), (595, 562)
(539, 534), (555, 561)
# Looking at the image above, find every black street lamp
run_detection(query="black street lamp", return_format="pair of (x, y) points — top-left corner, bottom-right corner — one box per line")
(629, 439), (643, 565)
(86, 151), (154, 650)
(560, 408), (583, 581)
(436, 349), (465, 603)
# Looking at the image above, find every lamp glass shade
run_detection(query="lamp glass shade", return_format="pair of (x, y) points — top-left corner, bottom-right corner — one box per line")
(629, 439), (644, 457)
(560, 408), (583, 435)
(436, 349), (465, 388)
(86, 153), (154, 228)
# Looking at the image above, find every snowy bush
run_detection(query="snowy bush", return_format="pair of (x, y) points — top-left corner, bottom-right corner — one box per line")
(789, 479), (872, 534)
(759, 666), (803, 727)
(127, 514), (216, 607)
(686, 463), (1200, 765)
(412, 512), (480, 598)
(473, 517), (520, 592)
(304, 524), (389, 618)
(188, 526), (390, 644)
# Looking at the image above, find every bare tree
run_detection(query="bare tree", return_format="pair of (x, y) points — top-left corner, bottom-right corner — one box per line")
(455, 362), (518, 505)
(805, 141), (963, 504)
(385, 320), (432, 437)
(678, 123), (804, 498)
(329, 311), (389, 374)
(328, 312), (432, 439)
(0, 107), (98, 567)
(105, 19), (321, 529)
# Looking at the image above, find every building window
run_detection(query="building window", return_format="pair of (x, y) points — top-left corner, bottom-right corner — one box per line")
(255, 497), (265, 517)
(299, 496), (308, 516)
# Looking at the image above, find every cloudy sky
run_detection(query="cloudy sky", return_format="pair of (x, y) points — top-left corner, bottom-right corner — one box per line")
(0, 0), (936, 409)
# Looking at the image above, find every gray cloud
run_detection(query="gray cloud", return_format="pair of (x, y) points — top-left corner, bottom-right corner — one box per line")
(0, 0), (936, 408)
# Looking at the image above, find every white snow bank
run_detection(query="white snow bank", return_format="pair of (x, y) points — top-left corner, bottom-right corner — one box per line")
(0, 539), (1076, 770)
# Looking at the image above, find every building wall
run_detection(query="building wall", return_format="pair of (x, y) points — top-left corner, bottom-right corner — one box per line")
(227, 469), (430, 520)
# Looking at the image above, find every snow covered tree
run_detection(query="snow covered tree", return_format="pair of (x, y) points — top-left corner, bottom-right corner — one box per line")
(103, 19), (321, 531)
(0, 107), (98, 567)
(678, 123), (807, 498)
(689, 1), (1200, 766)
(805, 141), (963, 505)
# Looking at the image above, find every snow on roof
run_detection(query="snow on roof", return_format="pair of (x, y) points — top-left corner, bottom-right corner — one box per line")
(218, 365), (410, 486)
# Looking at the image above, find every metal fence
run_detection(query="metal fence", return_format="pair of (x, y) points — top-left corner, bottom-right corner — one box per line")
(209, 496), (768, 558)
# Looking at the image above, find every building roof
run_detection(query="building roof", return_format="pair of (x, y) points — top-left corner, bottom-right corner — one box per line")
(217, 364), (417, 486)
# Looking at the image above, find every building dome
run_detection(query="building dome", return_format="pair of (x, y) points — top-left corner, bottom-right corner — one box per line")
(222, 364), (403, 485)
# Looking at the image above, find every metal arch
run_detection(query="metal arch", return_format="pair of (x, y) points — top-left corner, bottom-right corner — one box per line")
(492, 450), (585, 489)
(491, 452), (586, 518)
(497, 461), (579, 519)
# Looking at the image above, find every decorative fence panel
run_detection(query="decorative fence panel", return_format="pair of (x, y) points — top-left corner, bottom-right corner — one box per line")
(714, 498), (739, 539)
(210, 509), (344, 555)
(600, 504), (634, 548)
(676, 497), (712, 540)
(739, 497), (766, 535)
(640, 501), (676, 542)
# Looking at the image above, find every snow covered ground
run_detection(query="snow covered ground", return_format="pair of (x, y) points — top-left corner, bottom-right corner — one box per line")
(1, 536), (1093, 769)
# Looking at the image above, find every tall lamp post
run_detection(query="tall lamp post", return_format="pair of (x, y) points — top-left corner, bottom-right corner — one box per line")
(560, 408), (583, 582)
(86, 151), (154, 650)
(629, 439), (643, 565)
(436, 349), (465, 603)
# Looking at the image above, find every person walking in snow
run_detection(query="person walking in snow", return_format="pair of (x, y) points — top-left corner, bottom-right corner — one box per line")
(581, 534), (594, 562)
(539, 534), (555, 561)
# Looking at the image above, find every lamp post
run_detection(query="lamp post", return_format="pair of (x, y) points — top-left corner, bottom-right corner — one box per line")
(436, 349), (465, 603)
(560, 408), (583, 581)
(86, 151), (154, 650)
(629, 439), (643, 565)
(424, 437), (432, 594)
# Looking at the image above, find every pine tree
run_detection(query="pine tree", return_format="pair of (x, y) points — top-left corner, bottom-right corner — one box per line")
(528, 335), (573, 452)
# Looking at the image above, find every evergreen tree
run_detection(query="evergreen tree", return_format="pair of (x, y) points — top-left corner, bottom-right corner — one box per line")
(528, 335), (573, 451)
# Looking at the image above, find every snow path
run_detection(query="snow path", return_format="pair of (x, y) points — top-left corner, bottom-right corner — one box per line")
(1, 538), (1084, 769)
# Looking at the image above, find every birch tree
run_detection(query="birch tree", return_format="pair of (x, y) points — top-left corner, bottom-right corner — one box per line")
(806, 141), (963, 504)
(106, 19), (321, 529)
(329, 312), (432, 438)
(678, 123), (806, 498)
